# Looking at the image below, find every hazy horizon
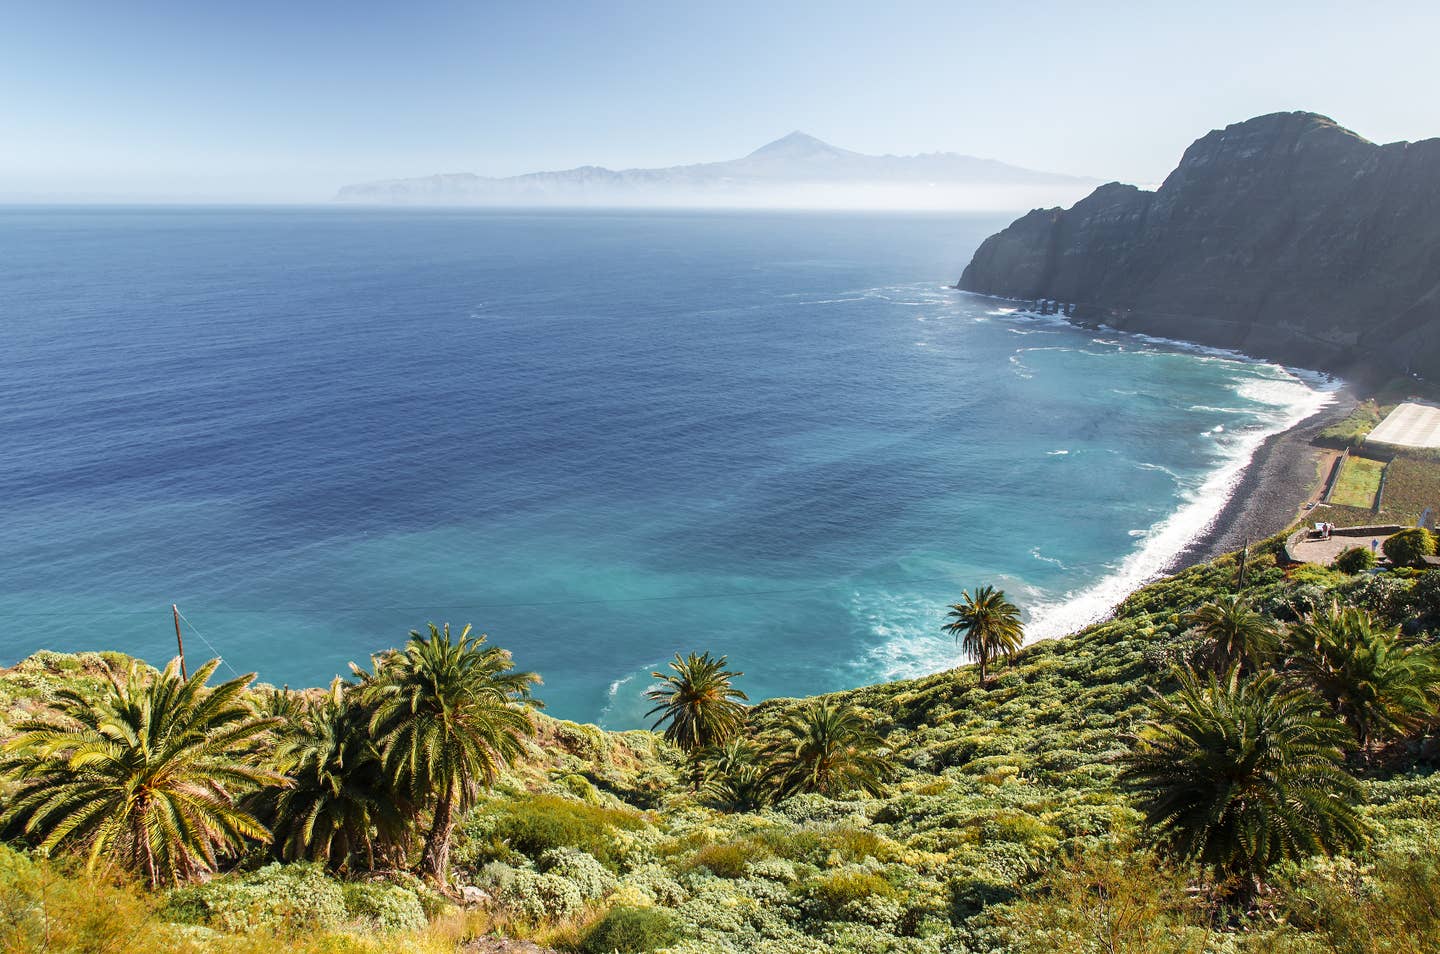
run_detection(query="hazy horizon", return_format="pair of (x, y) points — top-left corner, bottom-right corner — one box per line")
(3, 1), (1437, 204)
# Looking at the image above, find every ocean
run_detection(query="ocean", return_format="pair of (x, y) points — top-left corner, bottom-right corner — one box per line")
(0, 206), (1330, 727)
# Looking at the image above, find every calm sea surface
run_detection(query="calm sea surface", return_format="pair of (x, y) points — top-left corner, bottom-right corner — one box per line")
(0, 207), (1329, 726)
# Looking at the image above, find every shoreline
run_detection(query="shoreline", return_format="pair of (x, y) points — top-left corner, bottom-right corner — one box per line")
(968, 292), (1361, 577)
(984, 293), (1357, 642)
(1166, 384), (1358, 570)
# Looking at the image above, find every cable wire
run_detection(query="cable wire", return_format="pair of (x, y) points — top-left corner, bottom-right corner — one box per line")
(173, 607), (244, 679)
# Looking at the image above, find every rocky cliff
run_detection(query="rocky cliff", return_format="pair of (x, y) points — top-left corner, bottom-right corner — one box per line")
(958, 112), (1440, 379)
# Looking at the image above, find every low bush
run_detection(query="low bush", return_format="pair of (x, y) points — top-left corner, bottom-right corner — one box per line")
(805, 868), (898, 921)
(166, 863), (349, 936)
(1384, 528), (1436, 568)
(484, 864), (586, 923)
(818, 826), (906, 865)
(1318, 401), (1383, 449)
(1333, 547), (1377, 574)
(996, 847), (1210, 954)
(611, 864), (687, 908)
(582, 905), (682, 953)
(0, 845), (168, 953)
(456, 794), (646, 871)
(540, 846), (617, 900)
(686, 838), (772, 878)
(0, 845), (467, 954)
(340, 880), (428, 933)
(1275, 849), (1440, 953)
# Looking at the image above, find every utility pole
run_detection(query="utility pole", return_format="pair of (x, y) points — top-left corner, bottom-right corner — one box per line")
(172, 604), (188, 680)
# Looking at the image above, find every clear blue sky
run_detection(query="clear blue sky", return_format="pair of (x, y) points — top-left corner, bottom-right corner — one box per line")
(3, 0), (1436, 200)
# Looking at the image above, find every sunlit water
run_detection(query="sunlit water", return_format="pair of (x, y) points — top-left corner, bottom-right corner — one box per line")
(0, 207), (1330, 726)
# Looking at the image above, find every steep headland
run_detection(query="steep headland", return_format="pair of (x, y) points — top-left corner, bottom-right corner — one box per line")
(959, 112), (1440, 381)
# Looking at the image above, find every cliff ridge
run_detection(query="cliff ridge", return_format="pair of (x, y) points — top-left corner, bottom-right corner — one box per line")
(959, 111), (1440, 378)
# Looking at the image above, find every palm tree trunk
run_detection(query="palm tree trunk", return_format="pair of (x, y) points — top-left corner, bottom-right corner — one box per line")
(420, 790), (456, 887)
(978, 654), (988, 688)
(136, 810), (159, 889)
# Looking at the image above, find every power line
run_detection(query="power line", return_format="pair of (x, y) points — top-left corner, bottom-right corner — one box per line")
(173, 607), (244, 679)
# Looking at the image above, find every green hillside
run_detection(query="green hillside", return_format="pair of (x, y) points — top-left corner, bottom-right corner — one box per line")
(1, 536), (1438, 953)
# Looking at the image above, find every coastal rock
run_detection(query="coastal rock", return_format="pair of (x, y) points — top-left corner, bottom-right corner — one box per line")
(958, 111), (1440, 379)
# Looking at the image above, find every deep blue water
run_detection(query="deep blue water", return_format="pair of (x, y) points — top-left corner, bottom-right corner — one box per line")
(0, 207), (1328, 726)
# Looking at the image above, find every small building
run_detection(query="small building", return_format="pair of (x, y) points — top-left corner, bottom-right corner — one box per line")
(1367, 402), (1440, 450)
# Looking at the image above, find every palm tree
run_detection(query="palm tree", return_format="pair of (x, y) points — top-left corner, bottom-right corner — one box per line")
(763, 699), (894, 799)
(259, 680), (408, 871)
(644, 652), (749, 754)
(356, 623), (540, 886)
(943, 585), (1024, 687)
(700, 737), (771, 812)
(1119, 668), (1364, 899)
(0, 658), (284, 889)
(1284, 602), (1440, 752)
(1185, 595), (1279, 673)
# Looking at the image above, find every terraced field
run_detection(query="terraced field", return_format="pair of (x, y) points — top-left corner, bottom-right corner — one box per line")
(1329, 455), (1385, 509)
(1379, 456), (1440, 526)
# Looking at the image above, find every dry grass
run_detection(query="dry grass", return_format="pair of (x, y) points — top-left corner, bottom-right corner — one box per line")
(1378, 456), (1440, 526)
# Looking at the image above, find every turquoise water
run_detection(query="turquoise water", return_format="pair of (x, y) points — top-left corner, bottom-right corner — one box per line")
(0, 207), (1329, 726)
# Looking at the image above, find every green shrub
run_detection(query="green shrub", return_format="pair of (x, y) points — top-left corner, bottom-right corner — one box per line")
(1342, 572), (1411, 620)
(805, 868), (898, 921)
(686, 839), (772, 878)
(1289, 563), (1349, 587)
(556, 771), (603, 804)
(540, 846), (616, 900)
(166, 863), (349, 936)
(456, 794), (645, 871)
(615, 864), (688, 907)
(818, 826), (905, 864)
(550, 720), (611, 764)
(339, 881), (427, 933)
(484, 864), (585, 923)
(0, 846), (168, 953)
(1318, 401), (1383, 449)
(1333, 546), (1377, 574)
(1276, 850), (1440, 952)
(582, 905), (682, 953)
(746, 856), (799, 883)
(1399, 570), (1440, 631)
(1384, 528), (1436, 568)
(998, 848), (1209, 953)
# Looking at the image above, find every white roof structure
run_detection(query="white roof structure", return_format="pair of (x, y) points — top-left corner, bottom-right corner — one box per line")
(1368, 402), (1440, 449)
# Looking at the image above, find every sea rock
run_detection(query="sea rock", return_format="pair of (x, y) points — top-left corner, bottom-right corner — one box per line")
(958, 111), (1440, 380)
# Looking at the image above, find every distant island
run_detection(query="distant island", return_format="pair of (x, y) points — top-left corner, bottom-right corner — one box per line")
(959, 111), (1440, 382)
(334, 131), (1098, 210)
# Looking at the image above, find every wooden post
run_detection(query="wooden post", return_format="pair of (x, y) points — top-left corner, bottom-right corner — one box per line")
(172, 604), (188, 680)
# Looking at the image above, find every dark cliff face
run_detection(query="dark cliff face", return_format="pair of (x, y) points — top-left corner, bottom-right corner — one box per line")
(959, 112), (1440, 378)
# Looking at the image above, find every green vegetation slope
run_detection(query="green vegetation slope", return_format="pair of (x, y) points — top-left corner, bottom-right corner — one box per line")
(1, 536), (1438, 953)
